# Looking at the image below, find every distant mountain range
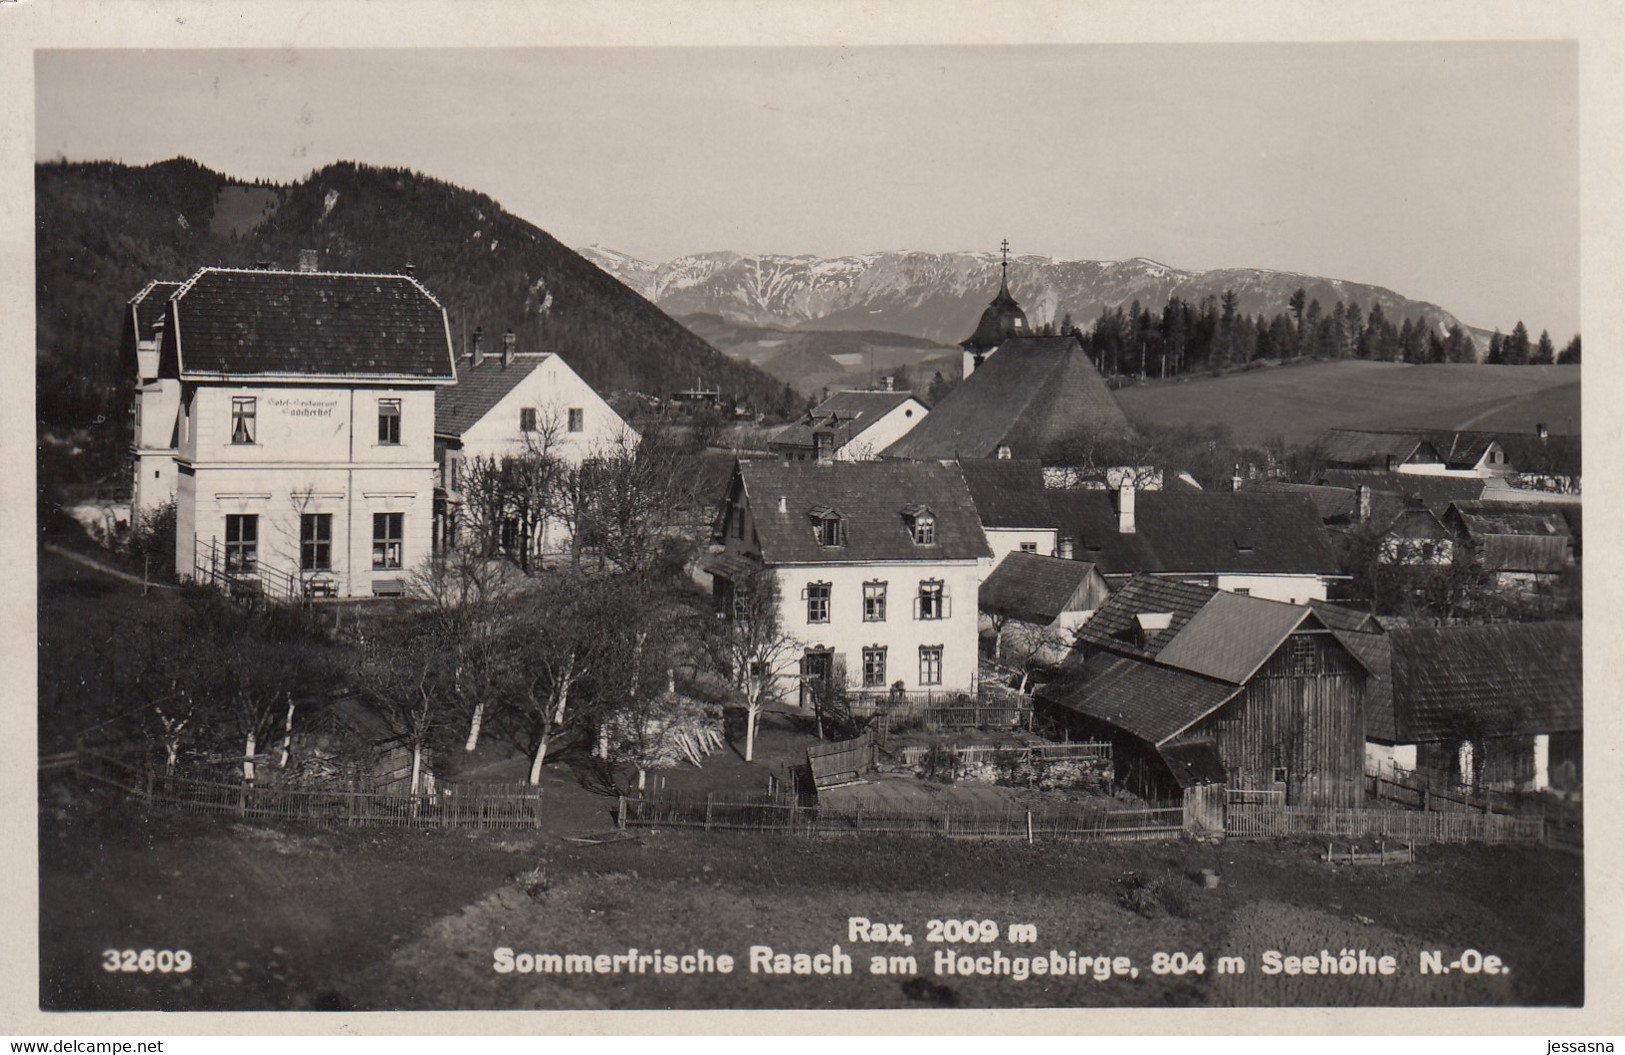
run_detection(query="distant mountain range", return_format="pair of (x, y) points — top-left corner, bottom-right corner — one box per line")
(35, 159), (793, 429)
(580, 247), (1473, 348)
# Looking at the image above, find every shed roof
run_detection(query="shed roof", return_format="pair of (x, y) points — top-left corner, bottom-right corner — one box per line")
(882, 334), (1129, 459)
(1385, 622), (1582, 741)
(979, 552), (1108, 626)
(735, 459), (990, 565)
(958, 457), (1054, 528)
(161, 267), (455, 382)
(1157, 740), (1230, 789)
(434, 352), (553, 437)
(1039, 656), (1242, 745)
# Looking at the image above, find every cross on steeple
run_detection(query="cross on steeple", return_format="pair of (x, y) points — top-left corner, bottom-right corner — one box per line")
(1000, 238), (1010, 281)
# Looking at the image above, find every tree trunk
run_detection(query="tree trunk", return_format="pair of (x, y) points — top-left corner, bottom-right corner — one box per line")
(410, 742), (423, 797)
(243, 732), (256, 783)
(637, 767), (647, 793)
(745, 702), (759, 763)
(465, 700), (485, 752)
(280, 699), (296, 768)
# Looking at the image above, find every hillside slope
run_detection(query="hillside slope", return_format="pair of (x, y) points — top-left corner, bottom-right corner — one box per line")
(36, 159), (793, 427)
(1113, 360), (1580, 446)
(677, 313), (958, 396)
(582, 247), (1471, 348)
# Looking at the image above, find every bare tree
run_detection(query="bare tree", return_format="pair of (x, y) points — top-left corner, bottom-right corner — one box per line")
(352, 622), (451, 796)
(706, 563), (802, 762)
(1002, 620), (1072, 694)
(408, 550), (519, 752)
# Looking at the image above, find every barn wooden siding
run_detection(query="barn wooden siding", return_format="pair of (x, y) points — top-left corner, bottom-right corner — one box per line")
(1173, 630), (1366, 807)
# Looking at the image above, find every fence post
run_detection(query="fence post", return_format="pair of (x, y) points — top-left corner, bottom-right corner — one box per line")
(1026, 810), (1033, 844)
(704, 793), (713, 830)
(617, 795), (627, 830)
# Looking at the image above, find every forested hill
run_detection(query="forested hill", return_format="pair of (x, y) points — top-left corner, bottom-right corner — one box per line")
(35, 158), (794, 427)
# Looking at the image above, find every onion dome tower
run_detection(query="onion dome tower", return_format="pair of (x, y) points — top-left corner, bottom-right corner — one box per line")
(960, 239), (1030, 377)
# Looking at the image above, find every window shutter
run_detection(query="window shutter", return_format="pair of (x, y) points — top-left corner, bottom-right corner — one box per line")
(942, 594), (952, 619)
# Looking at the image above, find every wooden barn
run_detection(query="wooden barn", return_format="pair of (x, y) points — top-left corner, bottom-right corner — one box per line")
(1036, 575), (1381, 806)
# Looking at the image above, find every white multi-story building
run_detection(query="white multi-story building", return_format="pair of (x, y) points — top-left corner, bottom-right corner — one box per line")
(157, 265), (456, 598)
(432, 328), (637, 555)
(708, 459), (993, 702)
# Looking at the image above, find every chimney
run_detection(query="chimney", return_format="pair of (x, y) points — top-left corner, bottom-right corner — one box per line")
(1357, 484), (1371, 523)
(502, 329), (517, 368)
(256, 259), (275, 270)
(1536, 422), (1549, 440)
(1116, 481), (1136, 534)
(471, 326), (486, 367)
(777, 495), (787, 515)
(402, 262), (416, 277)
(297, 249), (319, 273)
(881, 375), (895, 392)
(1231, 464), (1243, 492)
(1058, 536), (1075, 560)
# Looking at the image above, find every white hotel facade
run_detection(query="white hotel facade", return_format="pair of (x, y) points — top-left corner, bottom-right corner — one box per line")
(135, 265), (457, 598)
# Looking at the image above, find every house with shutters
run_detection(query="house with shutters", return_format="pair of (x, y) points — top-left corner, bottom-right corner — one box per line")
(160, 264), (457, 598)
(768, 388), (929, 463)
(431, 327), (635, 555)
(707, 458), (993, 703)
(1035, 576), (1381, 806)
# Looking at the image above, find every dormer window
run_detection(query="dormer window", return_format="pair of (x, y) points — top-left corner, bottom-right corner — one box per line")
(902, 504), (936, 545)
(809, 506), (846, 547)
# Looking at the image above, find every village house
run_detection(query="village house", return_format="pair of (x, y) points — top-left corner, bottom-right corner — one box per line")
(977, 550), (1110, 667)
(769, 387), (929, 463)
(1046, 485), (1339, 603)
(957, 457), (1060, 563)
(1364, 622), (1582, 794)
(1317, 426), (1580, 494)
(161, 263), (457, 598)
(708, 458), (993, 703)
(1441, 499), (1580, 597)
(1035, 576), (1380, 806)
(127, 278), (185, 515)
(432, 326), (635, 555)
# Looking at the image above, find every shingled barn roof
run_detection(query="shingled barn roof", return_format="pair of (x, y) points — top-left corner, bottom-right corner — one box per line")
(883, 335), (1129, 460)
(161, 267), (456, 382)
(434, 352), (552, 437)
(1071, 575), (1215, 659)
(1039, 655), (1242, 745)
(735, 459), (990, 565)
(1384, 622), (1581, 742)
(979, 552), (1109, 626)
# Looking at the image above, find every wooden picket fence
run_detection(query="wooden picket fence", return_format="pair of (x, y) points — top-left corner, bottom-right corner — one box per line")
(618, 790), (1181, 842)
(1224, 802), (1544, 844)
(75, 747), (543, 829)
(891, 740), (1111, 767)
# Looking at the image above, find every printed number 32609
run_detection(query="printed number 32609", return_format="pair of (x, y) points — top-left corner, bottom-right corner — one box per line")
(101, 949), (193, 973)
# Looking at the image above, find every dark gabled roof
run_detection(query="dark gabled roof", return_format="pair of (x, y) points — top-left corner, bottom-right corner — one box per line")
(1039, 655), (1242, 745)
(162, 267), (455, 381)
(736, 459), (990, 565)
(1448, 500), (1576, 573)
(1049, 491), (1336, 576)
(1496, 433), (1582, 478)
(1319, 429), (1441, 467)
(772, 390), (921, 451)
(1248, 480), (1358, 521)
(883, 335), (1129, 459)
(434, 353), (552, 437)
(957, 458), (1054, 528)
(1157, 740), (1230, 789)
(1309, 600), (1382, 633)
(1331, 629), (1394, 740)
(1386, 622), (1582, 741)
(1316, 471), (1488, 516)
(130, 280), (182, 336)
(1072, 574), (1214, 659)
(1152, 591), (1315, 684)
(979, 552), (1109, 626)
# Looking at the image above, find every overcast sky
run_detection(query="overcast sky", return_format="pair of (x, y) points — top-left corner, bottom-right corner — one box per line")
(36, 44), (1578, 335)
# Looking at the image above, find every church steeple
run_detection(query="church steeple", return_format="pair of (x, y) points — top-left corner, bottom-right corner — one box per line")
(961, 239), (1029, 376)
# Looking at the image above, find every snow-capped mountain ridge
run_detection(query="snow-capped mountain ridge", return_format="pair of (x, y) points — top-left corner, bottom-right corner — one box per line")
(580, 246), (1468, 345)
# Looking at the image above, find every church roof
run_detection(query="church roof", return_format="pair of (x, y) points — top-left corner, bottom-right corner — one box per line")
(963, 278), (1031, 348)
(883, 334), (1130, 460)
